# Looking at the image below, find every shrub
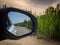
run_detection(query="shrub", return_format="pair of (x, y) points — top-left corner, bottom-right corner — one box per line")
(36, 4), (60, 40)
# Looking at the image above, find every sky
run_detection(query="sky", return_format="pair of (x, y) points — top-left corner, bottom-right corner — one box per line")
(0, 0), (60, 16)
(8, 12), (30, 24)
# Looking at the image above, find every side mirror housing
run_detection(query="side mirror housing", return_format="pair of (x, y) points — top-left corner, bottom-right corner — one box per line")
(0, 8), (37, 40)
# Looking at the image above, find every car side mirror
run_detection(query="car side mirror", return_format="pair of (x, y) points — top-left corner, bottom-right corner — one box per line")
(5, 8), (37, 40)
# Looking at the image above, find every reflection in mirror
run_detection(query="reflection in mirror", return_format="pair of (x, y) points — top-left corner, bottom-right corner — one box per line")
(7, 12), (32, 36)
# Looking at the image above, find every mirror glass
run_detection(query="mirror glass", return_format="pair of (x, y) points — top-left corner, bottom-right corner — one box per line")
(7, 12), (33, 36)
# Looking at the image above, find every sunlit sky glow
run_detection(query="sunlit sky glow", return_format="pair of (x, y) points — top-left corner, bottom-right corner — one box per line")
(8, 12), (30, 24)
(0, 0), (60, 16)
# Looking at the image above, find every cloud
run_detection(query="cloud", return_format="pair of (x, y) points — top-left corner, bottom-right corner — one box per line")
(0, 0), (60, 16)
(29, 0), (58, 5)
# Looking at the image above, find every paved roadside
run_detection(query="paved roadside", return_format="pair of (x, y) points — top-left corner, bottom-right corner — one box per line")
(0, 36), (60, 45)
(15, 26), (31, 36)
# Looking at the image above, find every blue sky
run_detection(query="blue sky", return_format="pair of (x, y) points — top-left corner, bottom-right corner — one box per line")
(8, 12), (30, 24)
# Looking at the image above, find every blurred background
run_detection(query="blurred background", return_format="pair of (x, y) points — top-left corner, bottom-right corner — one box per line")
(0, 0), (60, 45)
(0, 0), (60, 16)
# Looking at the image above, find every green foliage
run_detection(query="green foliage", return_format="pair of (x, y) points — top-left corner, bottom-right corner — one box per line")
(36, 3), (60, 40)
(14, 19), (32, 29)
(0, 4), (7, 8)
(26, 20), (32, 29)
(3, 4), (7, 8)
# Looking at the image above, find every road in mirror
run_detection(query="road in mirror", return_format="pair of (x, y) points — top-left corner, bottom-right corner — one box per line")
(7, 12), (32, 36)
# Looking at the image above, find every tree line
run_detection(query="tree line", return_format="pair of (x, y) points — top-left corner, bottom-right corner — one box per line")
(36, 3), (60, 41)
(14, 19), (32, 30)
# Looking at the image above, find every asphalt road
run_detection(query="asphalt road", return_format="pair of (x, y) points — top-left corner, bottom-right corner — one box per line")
(0, 36), (60, 45)
(15, 26), (31, 36)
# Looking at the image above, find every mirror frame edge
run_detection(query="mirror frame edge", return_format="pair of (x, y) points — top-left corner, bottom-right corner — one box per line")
(4, 7), (37, 40)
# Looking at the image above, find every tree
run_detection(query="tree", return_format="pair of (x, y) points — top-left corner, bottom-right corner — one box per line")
(3, 4), (7, 8)
(55, 3), (60, 15)
(56, 3), (60, 10)
(23, 19), (27, 24)
(36, 3), (60, 40)
(45, 7), (55, 15)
